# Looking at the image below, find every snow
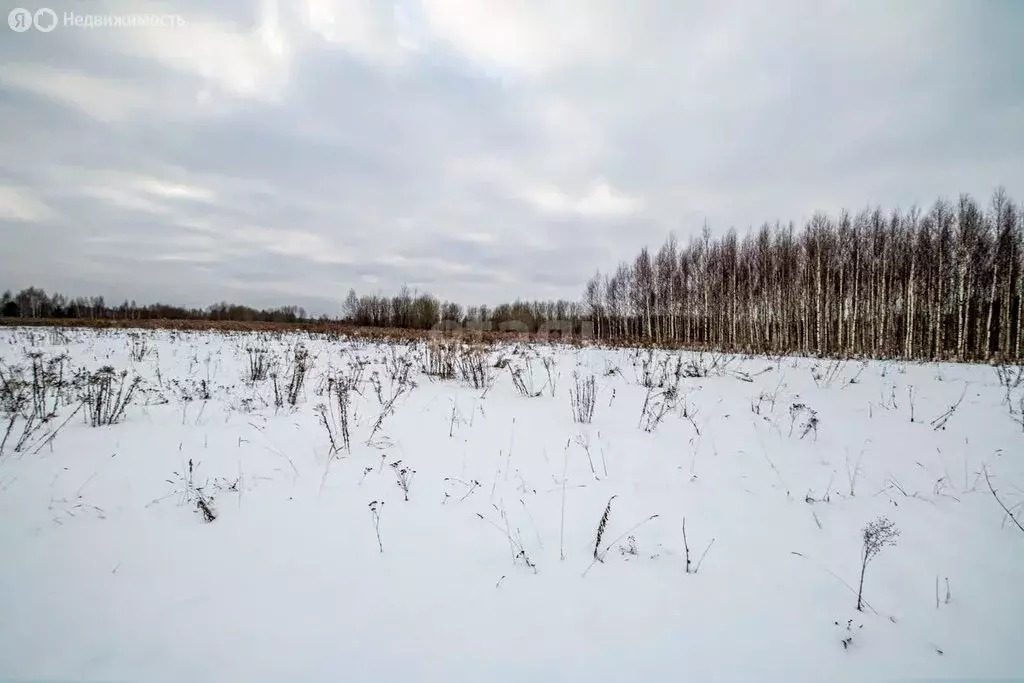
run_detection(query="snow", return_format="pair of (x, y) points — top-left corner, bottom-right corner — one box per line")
(1, 326), (1022, 681)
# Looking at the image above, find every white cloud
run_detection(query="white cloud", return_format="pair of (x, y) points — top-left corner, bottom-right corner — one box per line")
(130, 178), (216, 203)
(111, 0), (292, 102)
(0, 63), (153, 122)
(524, 181), (640, 217)
(304, 0), (418, 66)
(0, 186), (57, 223)
(70, 171), (216, 214)
(419, 0), (622, 76)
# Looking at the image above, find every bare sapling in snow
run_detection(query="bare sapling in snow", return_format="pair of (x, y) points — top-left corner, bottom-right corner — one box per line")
(448, 399), (461, 438)
(366, 378), (413, 446)
(128, 334), (151, 363)
(848, 362), (866, 385)
(457, 345), (492, 390)
(846, 450), (865, 497)
(682, 516), (715, 574)
(582, 511), (661, 577)
(369, 371), (385, 405)
(751, 392), (771, 416)
(569, 373), (596, 424)
(982, 465), (1024, 536)
(934, 575), (952, 608)
(994, 362), (1024, 405)
(619, 535), (640, 558)
(680, 351), (715, 378)
(593, 495), (616, 562)
(788, 401), (819, 441)
(509, 358), (543, 398)
(572, 431), (603, 479)
(856, 517), (900, 611)
(285, 344), (311, 406)
(316, 372), (356, 455)
(541, 356), (559, 397)
(441, 477), (479, 504)
(390, 460), (415, 501)
(835, 618), (863, 650)
(423, 340), (458, 380)
(26, 352), (72, 418)
(930, 384), (967, 431)
(1013, 395), (1024, 432)
(382, 345), (415, 385)
(637, 350), (654, 387)
(164, 458), (217, 523)
(559, 447), (568, 561)
(637, 350), (683, 388)
(682, 516), (692, 573)
(244, 346), (272, 382)
(681, 395), (700, 434)
(788, 402), (803, 437)
(812, 359), (846, 388)
(805, 473), (834, 504)
(368, 500), (384, 552)
(272, 343), (312, 408)
(2, 354), (80, 455)
(996, 363), (1024, 431)
(802, 411), (819, 444)
(639, 383), (680, 433)
(476, 506), (537, 572)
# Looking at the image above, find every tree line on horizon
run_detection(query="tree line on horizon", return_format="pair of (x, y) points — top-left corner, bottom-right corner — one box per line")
(3, 188), (1021, 362)
(0, 290), (312, 325)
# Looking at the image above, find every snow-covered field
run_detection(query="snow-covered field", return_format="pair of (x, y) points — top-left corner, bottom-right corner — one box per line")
(1, 326), (1022, 681)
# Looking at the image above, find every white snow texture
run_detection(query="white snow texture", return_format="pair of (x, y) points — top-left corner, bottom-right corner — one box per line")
(0, 327), (1022, 681)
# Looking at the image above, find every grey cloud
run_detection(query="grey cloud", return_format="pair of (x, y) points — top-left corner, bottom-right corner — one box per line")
(1, 0), (1022, 315)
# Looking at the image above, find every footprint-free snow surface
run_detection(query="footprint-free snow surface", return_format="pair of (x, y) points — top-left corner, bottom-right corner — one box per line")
(1, 327), (1022, 681)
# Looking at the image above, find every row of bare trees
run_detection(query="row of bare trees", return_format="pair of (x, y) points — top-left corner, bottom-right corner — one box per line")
(0, 288), (309, 324)
(342, 286), (587, 333)
(343, 287), (447, 329)
(584, 190), (1023, 361)
(6, 189), (1020, 361)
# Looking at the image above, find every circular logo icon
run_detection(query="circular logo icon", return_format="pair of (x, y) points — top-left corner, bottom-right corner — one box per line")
(8, 7), (32, 32)
(34, 8), (57, 32)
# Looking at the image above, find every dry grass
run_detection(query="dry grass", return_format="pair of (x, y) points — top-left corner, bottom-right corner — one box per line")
(0, 317), (792, 356)
(0, 317), (575, 345)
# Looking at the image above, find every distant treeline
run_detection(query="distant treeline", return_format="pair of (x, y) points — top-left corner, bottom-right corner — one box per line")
(340, 287), (585, 333)
(4, 188), (1022, 361)
(0, 286), (588, 333)
(0, 290), (311, 324)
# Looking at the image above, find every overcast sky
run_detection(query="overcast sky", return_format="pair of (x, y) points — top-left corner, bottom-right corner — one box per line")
(1, 0), (1022, 315)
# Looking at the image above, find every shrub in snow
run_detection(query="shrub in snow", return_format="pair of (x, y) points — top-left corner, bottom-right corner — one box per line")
(456, 345), (491, 390)
(856, 517), (900, 612)
(569, 373), (596, 424)
(390, 459), (415, 501)
(509, 358), (542, 398)
(79, 366), (142, 427)
(272, 343), (311, 408)
(317, 372), (357, 455)
(244, 346), (272, 383)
